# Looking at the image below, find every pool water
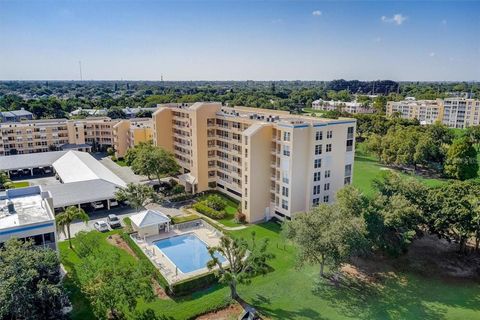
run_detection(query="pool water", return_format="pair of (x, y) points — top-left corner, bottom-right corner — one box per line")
(154, 233), (226, 273)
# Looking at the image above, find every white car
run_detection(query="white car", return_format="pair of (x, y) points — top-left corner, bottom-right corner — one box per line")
(91, 201), (104, 210)
(109, 199), (119, 207)
(94, 221), (109, 232)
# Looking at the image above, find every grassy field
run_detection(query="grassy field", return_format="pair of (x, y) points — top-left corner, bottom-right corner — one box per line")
(112, 157), (128, 167)
(353, 143), (447, 196)
(10, 181), (30, 188)
(60, 224), (480, 320)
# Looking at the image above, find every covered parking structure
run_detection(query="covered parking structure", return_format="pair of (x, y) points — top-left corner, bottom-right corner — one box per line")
(0, 151), (66, 178)
(0, 150), (127, 212)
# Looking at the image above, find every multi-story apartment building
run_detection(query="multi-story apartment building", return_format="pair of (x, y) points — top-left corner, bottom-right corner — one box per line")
(153, 102), (356, 223)
(113, 118), (153, 157)
(0, 117), (119, 156)
(386, 98), (480, 128)
(312, 99), (374, 114)
(386, 99), (443, 125)
(442, 98), (480, 129)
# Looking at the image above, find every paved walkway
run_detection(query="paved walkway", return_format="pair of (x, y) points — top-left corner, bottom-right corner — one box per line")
(185, 208), (248, 231)
(95, 154), (149, 184)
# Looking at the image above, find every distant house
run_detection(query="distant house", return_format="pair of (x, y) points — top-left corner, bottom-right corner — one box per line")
(0, 108), (34, 122)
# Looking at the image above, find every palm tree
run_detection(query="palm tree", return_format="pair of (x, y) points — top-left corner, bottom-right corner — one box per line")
(56, 206), (89, 249)
(115, 183), (159, 212)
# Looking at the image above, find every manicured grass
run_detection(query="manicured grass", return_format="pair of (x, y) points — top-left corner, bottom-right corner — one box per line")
(172, 213), (201, 224)
(113, 158), (128, 167)
(10, 181), (30, 188)
(196, 192), (241, 227)
(60, 224), (480, 320)
(353, 143), (446, 196)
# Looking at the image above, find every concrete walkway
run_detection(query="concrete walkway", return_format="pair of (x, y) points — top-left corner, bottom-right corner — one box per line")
(185, 208), (248, 231)
(96, 154), (149, 184)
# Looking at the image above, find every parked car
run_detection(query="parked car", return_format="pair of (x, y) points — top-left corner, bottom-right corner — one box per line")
(107, 214), (121, 228)
(94, 221), (109, 232)
(109, 199), (119, 207)
(91, 201), (104, 210)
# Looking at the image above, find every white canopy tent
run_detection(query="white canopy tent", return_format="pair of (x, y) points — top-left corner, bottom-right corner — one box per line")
(130, 209), (171, 238)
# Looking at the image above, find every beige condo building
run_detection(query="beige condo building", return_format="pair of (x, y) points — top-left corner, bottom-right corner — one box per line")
(386, 99), (443, 125)
(152, 102), (356, 223)
(113, 118), (153, 157)
(442, 98), (480, 129)
(0, 117), (120, 156)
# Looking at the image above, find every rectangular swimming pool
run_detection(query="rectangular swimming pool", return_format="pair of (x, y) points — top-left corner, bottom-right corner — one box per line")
(154, 233), (226, 273)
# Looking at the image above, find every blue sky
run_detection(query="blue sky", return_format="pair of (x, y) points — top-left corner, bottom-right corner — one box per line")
(0, 0), (479, 81)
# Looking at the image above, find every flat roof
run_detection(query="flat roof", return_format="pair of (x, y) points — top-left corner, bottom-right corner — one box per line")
(43, 179), (120, 208)
(0, 187), (54, 230)
(0, 151), (66, 171)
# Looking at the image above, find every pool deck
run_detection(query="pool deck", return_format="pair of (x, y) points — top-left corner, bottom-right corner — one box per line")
(130, 220), (226, 284)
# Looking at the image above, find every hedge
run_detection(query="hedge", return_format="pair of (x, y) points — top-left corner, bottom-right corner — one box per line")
(171, 272), (218, 296)
(193, 202), (226, 219)
(120, 232), (169, 290)
(120, 231), (219, 296)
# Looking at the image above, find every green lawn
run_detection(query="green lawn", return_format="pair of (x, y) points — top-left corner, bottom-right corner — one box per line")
(196, 192), (241, 227)
(113, 158), (128, 167)
(353, 143), (446, 196)
(60, 224), (480, 320)
(10, 181), (29, 188)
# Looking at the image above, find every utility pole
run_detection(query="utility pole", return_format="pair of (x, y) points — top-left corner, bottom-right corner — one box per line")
(78, 61), (83, 81)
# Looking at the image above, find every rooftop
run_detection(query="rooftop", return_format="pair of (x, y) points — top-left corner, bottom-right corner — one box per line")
(0, 151), (67, 171)
(0, 186), (54, 230)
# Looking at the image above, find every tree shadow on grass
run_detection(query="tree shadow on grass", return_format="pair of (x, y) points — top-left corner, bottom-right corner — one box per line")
(311, 273), (480, 320)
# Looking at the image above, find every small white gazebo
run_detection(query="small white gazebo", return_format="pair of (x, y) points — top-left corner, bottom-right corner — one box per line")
(130, 209), (171, 238)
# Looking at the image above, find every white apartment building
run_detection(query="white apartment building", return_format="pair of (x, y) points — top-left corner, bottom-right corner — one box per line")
(312, 99), (374, 114)
(153, 102), (355, 223)
(0, 186), (57, 250)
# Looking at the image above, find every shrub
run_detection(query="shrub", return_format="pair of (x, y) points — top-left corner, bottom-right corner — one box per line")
(235, 211), (246, 224)
(123, 217), (133, 233)
(111, 155), (117, 162)
(171, 272), (218, 296)
(205, 194), (227, 211)
(193, 202), (226, 219)
(107, 147), (115, 156)
(172, 184), (185, 195)
(168, 193), (194, 203)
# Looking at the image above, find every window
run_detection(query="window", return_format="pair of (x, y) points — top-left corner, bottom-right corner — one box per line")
(344, 177), (351, 185)
(315, 131), (323, 141)
(282, 199), (289, 210)
(314, 172), (321, 182)
(324, 183), (330, 191)
(244, 201), (247, 210)
(283, 131), (291, 142)
(325, 170), (331, 178)
(326, 144), (332, 152)
(314, 159), (322, 169)
(282, 171), (289, 183)
(327, 130), (333, 139)
(283, 145), (290, 156)
(315, 144), (322, 155)
(344, 164), (352, 177)
(282, 186), (289, 197)
(313, 198), (320, 206)
(346, 139), (353, 152)
(347, 126), (354, 139)
(323, 195), (329, 203)
(313, 185), (321, 195)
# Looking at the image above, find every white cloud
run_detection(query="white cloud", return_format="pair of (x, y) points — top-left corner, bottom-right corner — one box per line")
(312, 10), (322, 17)
(429, 52), (436, 57)
(441, 19), (447, 25)
(381, 14), (407, 25)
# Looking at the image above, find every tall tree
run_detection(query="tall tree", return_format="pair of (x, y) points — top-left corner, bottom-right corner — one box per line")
(56, 206), (89, 249)
(444, 137), (479, 180)
(132, 147), (180, 185)
(207, 234), (274, 300)
(115, 183), (159, 211)
(283, 203), (368, 277)
(0, 239), (69, 320)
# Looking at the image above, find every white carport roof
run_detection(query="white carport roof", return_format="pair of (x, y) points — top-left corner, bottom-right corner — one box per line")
(52, 151), (126, 187)
(130, 210), (171, 228)
(0, 151), (66, 171)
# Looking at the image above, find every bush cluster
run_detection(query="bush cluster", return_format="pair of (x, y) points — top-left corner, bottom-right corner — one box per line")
(205, 194), (227, 211)
(193, 202), (225, 219)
